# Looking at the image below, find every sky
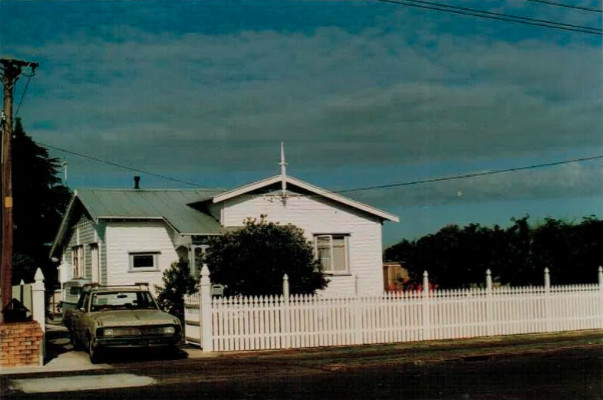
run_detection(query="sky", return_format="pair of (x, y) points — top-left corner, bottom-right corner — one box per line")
(1, 0), (601, 246)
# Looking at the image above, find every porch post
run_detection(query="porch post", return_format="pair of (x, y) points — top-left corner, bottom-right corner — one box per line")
(189, 245), (196, 277)
(200, 264), (213, 352)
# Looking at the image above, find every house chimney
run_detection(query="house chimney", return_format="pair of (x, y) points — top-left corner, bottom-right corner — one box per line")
(134, 176), (140, 189)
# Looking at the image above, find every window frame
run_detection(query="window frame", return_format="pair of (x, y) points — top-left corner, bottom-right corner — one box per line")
(314, 234), (350, 275)
(128, 252), (160, 272)
(71, 245), (84, 278)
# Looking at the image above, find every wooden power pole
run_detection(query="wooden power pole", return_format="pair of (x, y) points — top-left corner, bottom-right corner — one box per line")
(1, 58), (38, 322)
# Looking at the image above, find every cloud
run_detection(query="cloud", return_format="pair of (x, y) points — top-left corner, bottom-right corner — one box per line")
(348, 160), (603, 208)
(6, 2), (601, 190)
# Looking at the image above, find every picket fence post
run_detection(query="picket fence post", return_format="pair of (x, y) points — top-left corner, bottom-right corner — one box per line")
(200, 264), (213, 352)
(544, 268), (551, 332)
(353, 275), (363, 345)
(19, 279), (25, 305)
(32, 268), (46, 364)
(486, 269), (493, 336)
(282, 274), (291, 348)
(32, 268), (45, 334)
(598, 266), (603, 328)
(422, 271), (431, 340)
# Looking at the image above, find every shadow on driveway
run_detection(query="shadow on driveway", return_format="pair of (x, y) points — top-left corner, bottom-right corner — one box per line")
(44, 320), (188, 367)
(44, 321), (72, 365)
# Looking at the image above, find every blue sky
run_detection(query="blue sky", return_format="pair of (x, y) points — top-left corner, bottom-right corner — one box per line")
(1, 0), (601, 246)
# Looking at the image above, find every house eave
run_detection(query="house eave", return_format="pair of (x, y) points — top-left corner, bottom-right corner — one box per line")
(98, 216), (182, 234)
(49, 190), (98, 258)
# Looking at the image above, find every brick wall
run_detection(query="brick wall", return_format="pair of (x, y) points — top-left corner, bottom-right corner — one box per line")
(0, 321), (43, 368)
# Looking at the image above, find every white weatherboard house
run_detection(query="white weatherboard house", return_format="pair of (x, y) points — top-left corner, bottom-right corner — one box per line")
(50, 161), (398, 297)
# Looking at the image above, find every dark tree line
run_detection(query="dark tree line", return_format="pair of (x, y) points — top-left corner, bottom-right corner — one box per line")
(12, 118), (71, 288)
(385, 216), (603, 288)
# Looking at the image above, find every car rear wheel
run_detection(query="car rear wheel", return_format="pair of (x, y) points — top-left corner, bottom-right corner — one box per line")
(70, 329), (81, 350)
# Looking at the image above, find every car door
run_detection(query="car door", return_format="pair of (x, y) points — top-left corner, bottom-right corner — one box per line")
(72, 292), (90, 343)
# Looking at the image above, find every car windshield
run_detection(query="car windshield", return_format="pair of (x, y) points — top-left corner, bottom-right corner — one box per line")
(90, 291), (158, 312)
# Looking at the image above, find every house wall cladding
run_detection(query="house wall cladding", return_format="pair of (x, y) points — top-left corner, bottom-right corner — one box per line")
(105, 221), (179, 292)
(65, 215), (98, 281)
(98, 221), (108, 285)
(221, 193), (384, 297)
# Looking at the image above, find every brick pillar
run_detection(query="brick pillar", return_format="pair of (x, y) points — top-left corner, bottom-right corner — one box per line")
(0, 321), (44, 367)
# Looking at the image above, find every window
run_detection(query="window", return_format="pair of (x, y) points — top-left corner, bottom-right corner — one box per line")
(76, 292), (90, 311)
(71, 246), (84, 278)
(315, 235), (349, 274)
(70, 286), (83, 296)
(90, 244), (100, 283)
(90, 291), (157, 312)
(129, 252), (159, 271)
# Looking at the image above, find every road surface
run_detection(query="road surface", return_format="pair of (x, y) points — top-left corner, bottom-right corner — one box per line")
(3, 329), (603, 399)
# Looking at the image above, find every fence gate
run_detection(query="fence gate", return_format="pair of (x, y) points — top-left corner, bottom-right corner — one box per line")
(184, 293), (201, 346)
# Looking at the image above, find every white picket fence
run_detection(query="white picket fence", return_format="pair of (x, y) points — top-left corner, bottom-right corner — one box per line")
(184, 266), (603, 352)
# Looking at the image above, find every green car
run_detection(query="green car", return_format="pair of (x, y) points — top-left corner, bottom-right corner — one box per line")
(68, 284), (182, 363)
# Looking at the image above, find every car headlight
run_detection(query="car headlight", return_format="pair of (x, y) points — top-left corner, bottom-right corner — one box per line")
(146, 326), (176, 335)
(162, 326), (176, 335)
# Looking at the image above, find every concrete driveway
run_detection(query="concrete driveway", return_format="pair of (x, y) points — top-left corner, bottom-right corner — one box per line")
(0, 319), (212, 375)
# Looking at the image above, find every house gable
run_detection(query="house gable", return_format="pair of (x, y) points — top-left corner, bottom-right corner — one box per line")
(50, 193), (96, 259)
(210, 175), (399, 223)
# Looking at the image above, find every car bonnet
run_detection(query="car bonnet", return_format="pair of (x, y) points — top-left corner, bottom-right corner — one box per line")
(92, 309), (180, 327)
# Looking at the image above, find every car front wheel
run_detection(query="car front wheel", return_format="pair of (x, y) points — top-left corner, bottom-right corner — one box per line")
(88, 336), (103, 364)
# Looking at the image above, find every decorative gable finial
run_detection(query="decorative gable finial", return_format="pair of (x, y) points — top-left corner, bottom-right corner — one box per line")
(280, 142), (287, 196)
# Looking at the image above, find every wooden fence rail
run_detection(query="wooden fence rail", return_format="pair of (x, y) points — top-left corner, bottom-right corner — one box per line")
(184, 265), (603, 352)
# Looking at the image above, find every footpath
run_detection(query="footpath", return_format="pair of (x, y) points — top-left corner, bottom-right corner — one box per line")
(210, 329), (603, 372)
(2, 322), (602, 377)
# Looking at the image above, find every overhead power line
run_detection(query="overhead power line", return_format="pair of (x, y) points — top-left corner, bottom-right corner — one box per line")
(15, 70), (36, 117)
(40, 141), (602, 196)
(39, 142), (206, 188)
(522, 0), (602, 13)
(376, 0), (602, 35)
(336, 155), (603, 194)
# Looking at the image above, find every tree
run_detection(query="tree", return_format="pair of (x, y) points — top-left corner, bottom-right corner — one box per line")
(385, 216), (603, 288)
(12, 118), (71, 288)
(155, 259), (197, 321)
(204, 216), (328, 296)
(530, 216), (603, 285)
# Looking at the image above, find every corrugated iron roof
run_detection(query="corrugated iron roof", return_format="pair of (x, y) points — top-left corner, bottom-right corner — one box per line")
(76, 188), (224, 234)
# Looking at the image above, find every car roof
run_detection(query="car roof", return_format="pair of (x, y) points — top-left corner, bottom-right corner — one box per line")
(84, 285), (151, 293)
